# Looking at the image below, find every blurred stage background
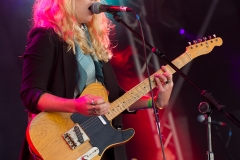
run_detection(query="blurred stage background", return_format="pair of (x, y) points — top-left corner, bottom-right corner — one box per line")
(1, 0), (240, 160)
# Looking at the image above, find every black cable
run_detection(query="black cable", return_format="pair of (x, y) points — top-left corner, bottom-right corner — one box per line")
(225, 125), (232, 148)
(213, 125), (234, 160)
(131, 10), (166, 160)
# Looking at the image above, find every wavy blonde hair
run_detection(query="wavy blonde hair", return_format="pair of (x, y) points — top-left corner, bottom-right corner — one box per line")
(32, 0), (114, 62)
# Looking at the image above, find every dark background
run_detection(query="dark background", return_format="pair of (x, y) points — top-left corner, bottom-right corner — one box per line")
(1, 0), (240, 160)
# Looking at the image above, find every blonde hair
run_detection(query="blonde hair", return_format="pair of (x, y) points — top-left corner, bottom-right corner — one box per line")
(32, 0), (114, 62)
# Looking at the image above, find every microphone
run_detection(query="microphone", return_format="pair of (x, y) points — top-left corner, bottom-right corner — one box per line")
(89, 2), (132, 14)
(197, 114), (227, 126)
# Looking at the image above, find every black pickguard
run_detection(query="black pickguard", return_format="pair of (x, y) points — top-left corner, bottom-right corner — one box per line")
(71, 113), (134, 155)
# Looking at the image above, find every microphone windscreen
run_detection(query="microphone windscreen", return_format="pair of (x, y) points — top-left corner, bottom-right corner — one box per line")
(90, 2), (102, 14)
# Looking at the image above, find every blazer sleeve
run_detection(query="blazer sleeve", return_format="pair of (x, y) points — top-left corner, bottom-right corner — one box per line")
(20, 28), (58, 114)
(102, 61), (125, 102)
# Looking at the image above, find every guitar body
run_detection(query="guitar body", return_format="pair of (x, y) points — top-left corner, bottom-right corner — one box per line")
(27, 83), (135, 160)
(27, 112), (134, 160)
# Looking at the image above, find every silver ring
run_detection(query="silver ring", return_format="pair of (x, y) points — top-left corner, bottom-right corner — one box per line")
(164, 80), (172, 85)
(91, 99), (95, 105)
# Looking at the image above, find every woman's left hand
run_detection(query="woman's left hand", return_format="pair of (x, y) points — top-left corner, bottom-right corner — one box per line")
(154, 66), (174, 109)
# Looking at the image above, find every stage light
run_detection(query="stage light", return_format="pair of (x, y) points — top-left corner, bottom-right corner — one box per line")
(179, 28), (185, 35)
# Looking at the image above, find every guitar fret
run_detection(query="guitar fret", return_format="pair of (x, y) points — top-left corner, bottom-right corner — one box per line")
(177, 53), (191, 67)
(128, 91), (138, 100)
(106, 111), (113, 119)
(185, 51), (192, 60)
(177, 56), (186, 67)
(140, 83), (149, 91)
(130, 86), (144, 99)
(107, 102), (117, 119)
(111, 102), (120, 115)
(113, 102), (122, 113)
(106, 99), (125, 119)
(109, 51), (200, 121)
(111, 100), (121, 113)
(167, 66), (175, 74)
(121, 94), (132, 108)
(115, 97), (126, 111)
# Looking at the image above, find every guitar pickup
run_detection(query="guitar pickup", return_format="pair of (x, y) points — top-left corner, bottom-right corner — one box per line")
(63, 123), (89, 150)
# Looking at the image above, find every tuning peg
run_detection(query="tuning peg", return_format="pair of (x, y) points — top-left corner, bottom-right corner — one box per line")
(193, 40), (197, 44)
(212, 34), (219, 42)
(203, 37), (207, 41)
(198, 39), (203, 46)
(208, 36), (212, 39)
(188, 42), (194, 49)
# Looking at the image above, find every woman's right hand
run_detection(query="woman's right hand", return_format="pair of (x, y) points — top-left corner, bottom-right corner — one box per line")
(74, 94), (110, 116)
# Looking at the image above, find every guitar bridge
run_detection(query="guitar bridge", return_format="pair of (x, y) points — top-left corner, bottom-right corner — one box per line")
(63, 123), (89, 150)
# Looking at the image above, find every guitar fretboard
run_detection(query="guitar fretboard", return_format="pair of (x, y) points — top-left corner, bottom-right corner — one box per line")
(105, 37), (222, 121)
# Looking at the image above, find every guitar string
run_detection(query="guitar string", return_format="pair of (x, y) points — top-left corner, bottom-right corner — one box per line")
(79, 116), (99, 130)
(84, 118), (104, 136)
(81, 63), (166, 134)
(105, 85), (145, 120)
(77, 72), (156, 135)
(77, 71), (156, 135)
(79, 116), (110, 137)
(76, 42), (215, 139)
(78, 101), (117, 129)
(82, 50), (195, 133)
(81, 80), (148, 134)
(75, 55), (188, 138)
(76, 100), (132, 136)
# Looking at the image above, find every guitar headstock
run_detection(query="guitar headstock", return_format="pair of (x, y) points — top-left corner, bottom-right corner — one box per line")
(186, 34), (223, 59)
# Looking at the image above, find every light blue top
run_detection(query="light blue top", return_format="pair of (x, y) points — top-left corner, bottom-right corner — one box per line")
(75, 24), (104, 96)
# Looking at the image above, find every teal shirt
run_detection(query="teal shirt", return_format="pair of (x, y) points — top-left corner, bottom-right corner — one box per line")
(75, 24), (104, 95)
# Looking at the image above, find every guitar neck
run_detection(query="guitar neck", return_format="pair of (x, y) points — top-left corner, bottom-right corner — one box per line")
(105, 37), (222, 121)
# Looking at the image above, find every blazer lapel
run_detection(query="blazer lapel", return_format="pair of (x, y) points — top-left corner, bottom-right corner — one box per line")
(62, 43), (77, 98)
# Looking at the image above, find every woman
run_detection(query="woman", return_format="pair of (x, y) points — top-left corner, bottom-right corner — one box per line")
(20, 0), (173, 159)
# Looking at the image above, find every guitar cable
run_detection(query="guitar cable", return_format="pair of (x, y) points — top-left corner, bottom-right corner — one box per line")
(131, 10), (167, 160)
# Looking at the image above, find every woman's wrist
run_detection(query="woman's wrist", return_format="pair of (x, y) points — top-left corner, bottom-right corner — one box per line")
(153, 96), (164, 109)
(147, 96), (164, 109)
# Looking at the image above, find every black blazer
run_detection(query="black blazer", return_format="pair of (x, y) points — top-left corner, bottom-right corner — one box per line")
(20, 27), (128, 160)
(21, 27), (125, 114)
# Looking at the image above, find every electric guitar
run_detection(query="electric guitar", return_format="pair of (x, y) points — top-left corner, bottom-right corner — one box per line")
(27, 36), (223, 160)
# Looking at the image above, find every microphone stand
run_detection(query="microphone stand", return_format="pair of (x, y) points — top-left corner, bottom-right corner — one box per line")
(112, 12), (167, 159)
(198, 103), (215, 160)
(199, 102), (234, 160)
(111, 12), (240, 158)
(111, 13), (240, 128)
(206, 115), (214, 160)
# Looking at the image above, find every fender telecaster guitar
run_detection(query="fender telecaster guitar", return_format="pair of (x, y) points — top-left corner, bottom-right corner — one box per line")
(27, 36), (223, 160)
